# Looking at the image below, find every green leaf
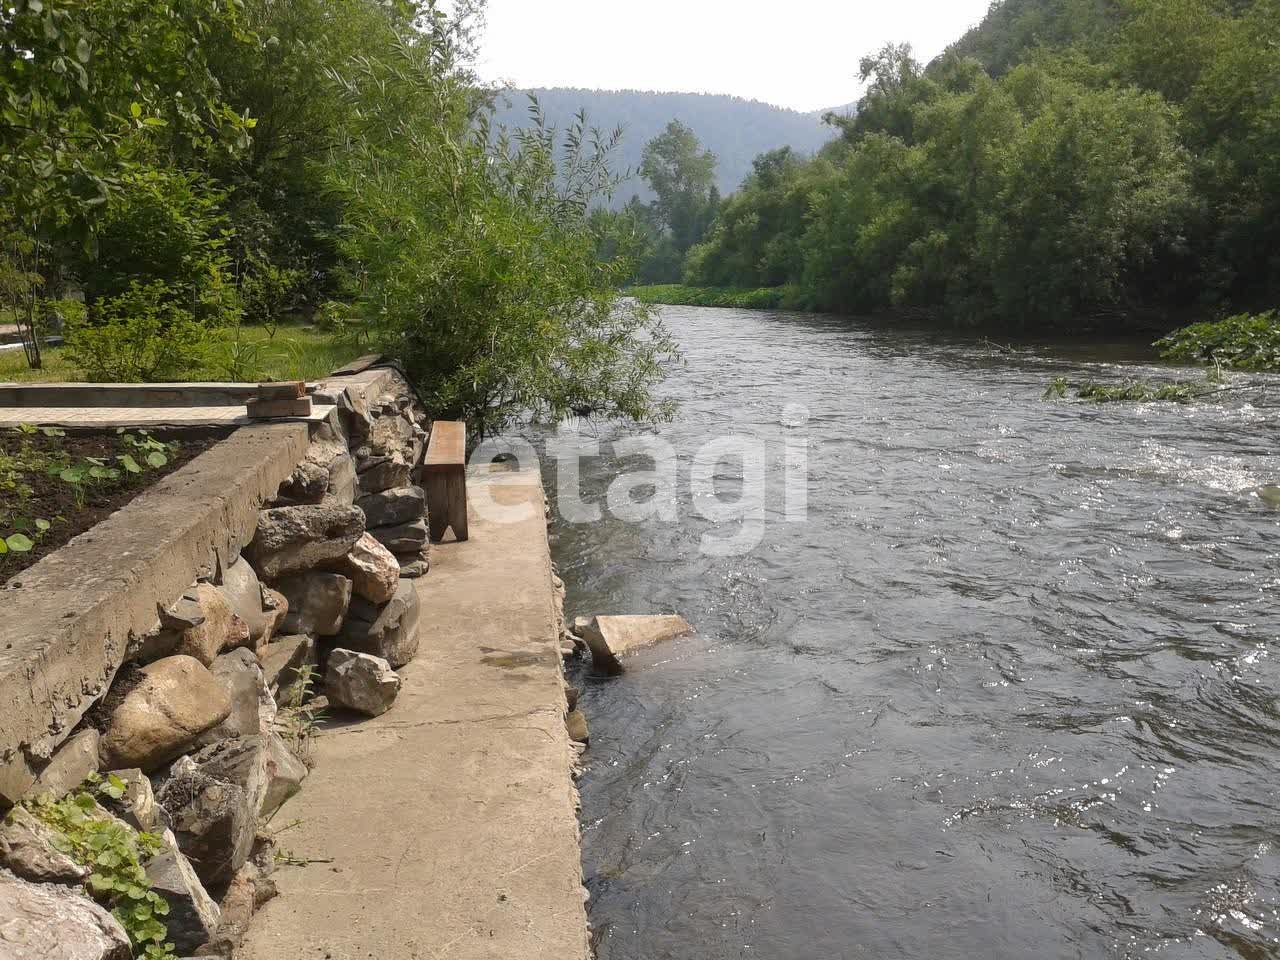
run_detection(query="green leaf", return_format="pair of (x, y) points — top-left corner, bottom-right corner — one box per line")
(4, 534), (34, 553)
(0, 539), (8, 556)
(119, 454), (141, 474)
(75, 36), (90, 62)
(145, 451), (167, 469)
(34, 518), (50, 532)
(129, 102), (142, 118)
(142, 117), (168, 127)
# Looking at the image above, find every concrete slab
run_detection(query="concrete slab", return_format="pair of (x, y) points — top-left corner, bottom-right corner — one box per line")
(241, 468), (590, 960)
(0, 405), (332, 429)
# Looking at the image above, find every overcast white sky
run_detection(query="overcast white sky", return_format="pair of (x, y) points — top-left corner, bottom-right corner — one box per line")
(475, 0), (995, 113)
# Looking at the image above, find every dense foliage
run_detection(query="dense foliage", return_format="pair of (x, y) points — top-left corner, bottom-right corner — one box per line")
(681, 0), (1280, 333)
(2, 0), (673, 437)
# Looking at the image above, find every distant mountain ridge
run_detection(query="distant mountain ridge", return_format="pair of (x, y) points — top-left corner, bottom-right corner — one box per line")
(489, 88), (847, 206)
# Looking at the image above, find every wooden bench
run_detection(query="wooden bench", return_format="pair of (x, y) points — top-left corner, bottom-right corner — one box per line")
(422, 420), (468, 542)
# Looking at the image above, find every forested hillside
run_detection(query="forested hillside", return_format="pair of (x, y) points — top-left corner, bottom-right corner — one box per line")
(676, 0), (1280, 333)
(490, 89), (840, 205)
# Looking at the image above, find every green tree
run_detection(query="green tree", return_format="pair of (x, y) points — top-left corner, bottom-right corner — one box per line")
(640, 121), (720, 268)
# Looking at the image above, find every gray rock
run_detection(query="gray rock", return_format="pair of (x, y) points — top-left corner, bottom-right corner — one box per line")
(367, 413), (416, 457)
(356, 453), (411, 494)
(260, 734), (307, 821)
(355, 486), (426, 529)
(273, 459), (329, 505)
(0, 868), (132, 959)
(325, 649), (401, 717)
(183, 739), (269, 821)
(566, 710), (589, 745)
(145, 829), (220, 953)
(26, 728), (100, 802)
(158, 591), (206, 631)
(339, 579), (421, 669)
(244, 504), (366, 580)
(0, 806), (90, 884)
(99, 656), (232, 772)
(398, 558), (429, 579)
(156, 758), (255, 889)
(336, 386), (373, 445)
(277, 572), (353, 637)
(368, 519), (429, 554)
(326, 451), (357, 505)
(195, 649), (274, 746)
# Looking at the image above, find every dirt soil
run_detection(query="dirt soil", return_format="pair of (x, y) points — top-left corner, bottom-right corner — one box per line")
(0, 428), (226, 583)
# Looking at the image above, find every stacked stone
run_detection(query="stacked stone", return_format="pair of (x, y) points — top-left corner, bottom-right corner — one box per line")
(0, 367), (434, 958)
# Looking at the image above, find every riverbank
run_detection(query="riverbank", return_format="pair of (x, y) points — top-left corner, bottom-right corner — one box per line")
(242, 465), (590, 960)
(628, 284), (804, 311)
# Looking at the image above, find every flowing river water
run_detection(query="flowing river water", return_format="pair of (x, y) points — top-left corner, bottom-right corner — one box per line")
(539, 305), (1280, 960)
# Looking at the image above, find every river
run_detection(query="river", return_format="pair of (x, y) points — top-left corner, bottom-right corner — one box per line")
(540, 305), (1280, 960)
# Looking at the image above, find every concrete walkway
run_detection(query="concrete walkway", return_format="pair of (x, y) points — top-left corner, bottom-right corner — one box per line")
(241, 468), (590, 960)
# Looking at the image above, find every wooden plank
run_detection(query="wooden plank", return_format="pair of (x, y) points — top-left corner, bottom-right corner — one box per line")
(423, 420), (466, 472)
(256, 381), (306, 400)
(246, 397), (313, 419)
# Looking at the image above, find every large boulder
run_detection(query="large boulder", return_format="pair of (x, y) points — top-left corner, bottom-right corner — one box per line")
(25, 728), (100, 802)
(368, 519), (428, 555)
(276, 573), (352, 637)
(99, 657), (232, 771)
(145, 829), (220, 953)
(0, 806), (89, 884)
(195, 649), (275, 746)
(340, 579), (421, 668)
(156, 758), (255, 889)
(354, 486), (425, 529)
(581, 615), (695, 674)
(325, 650), (401, 717)
(244, 504), (365, 580)
(330, 533), (400, 605)
(0, 869), (132, 959)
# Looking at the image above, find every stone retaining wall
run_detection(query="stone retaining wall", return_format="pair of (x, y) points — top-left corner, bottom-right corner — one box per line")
(0, 363), (435, 958)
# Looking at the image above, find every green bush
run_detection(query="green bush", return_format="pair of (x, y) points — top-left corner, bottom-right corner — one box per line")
(239, 256), (306, 332)
(80, 169), (240, 329)
(65, 281), (211, 382)
(1157, 311), (1280, 371)
(628, 284), (801, 310)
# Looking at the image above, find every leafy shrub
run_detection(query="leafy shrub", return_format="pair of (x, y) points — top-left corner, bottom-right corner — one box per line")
(240, 256), (306, 333)
(628, 284), (801, 310)
(65, 281), (210, 382)
(1157, 311), (1280, 371)
(80, 168), (240, 329)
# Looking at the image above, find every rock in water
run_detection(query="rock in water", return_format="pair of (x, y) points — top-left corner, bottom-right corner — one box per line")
(325, 649), (401, 717)
(0, 869), (132, 959)
(276, 572), (353, 637)
(144, 829), (220, 953)
(99, 656), (232, 771)
(565, 710), (589, 745)
(1257, 485), (1280, 507)
(332, 533), (401, 605)
(245, 504), (366, 580)
(0, 806), (90, 884)
(581, 615), (695, 674)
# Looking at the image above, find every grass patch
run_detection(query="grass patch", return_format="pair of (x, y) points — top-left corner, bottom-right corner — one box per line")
(627, 284), (803, 310)
(0, 323), (366, 384)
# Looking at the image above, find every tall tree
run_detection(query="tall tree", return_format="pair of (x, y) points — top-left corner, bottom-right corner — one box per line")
(640, 121), (720, 260)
